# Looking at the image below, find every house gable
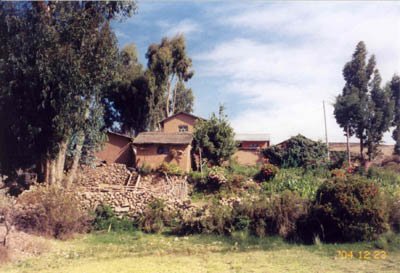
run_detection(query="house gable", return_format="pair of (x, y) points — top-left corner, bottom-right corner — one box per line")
(160, 112), (204, 133)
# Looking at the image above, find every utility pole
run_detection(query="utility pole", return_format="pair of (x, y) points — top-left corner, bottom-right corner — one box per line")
(323, 101), (330, 161)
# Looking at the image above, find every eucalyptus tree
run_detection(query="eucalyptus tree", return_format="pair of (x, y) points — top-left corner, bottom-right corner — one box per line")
(0, 1), (136, 184)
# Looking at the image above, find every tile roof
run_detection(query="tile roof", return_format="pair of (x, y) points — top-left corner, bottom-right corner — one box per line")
(133, 132), (193, 145)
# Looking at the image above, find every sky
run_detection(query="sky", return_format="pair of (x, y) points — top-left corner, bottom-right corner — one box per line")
(113, 1), (400, 144)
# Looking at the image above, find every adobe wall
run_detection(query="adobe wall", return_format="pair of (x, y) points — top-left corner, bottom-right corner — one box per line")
(232, 150), (266, 166)
(95, 133), (133, 166)
(162, 113), (197, 133)
(135, 144), (192, 173)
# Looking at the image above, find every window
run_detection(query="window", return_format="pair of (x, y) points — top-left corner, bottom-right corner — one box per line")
(157, 145), (169, 154)
(179, 125), (189, 132)
(249, 144), (259, 148)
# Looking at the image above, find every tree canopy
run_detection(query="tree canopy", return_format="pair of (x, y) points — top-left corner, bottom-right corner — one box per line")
(193, 106), (236, 165)
(334, 41), (393, 161)
(0, 1), (136, 183)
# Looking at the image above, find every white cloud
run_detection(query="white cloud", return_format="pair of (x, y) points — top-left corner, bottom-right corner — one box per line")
(158, 19), (201, 37)
(196, 2), (400, 144)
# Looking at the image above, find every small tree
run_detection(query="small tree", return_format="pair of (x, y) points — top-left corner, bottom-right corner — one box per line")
(193, 106), (236, 165)
(389, 75), (400, 155)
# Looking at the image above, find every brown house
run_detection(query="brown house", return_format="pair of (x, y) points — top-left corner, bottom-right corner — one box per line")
(95, 131), (133, 166)
(133, 112), (204, 172)
(232, 134), (270, 165)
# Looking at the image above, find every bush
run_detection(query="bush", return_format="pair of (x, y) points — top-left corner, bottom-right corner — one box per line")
(310, 176), (388, 242)
(263, 135), (328, 169)
(255, 163), (279, 182)
(138, 163), (152, 175)
(138, 199), (174, 233)
(92, 204), (135, 232)
(15, 184), (90, 239)
(157, 162), (183, 176)
(204, 166), (228, 191)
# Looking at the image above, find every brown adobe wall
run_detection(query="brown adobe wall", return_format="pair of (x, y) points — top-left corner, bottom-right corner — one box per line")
(95, 133), (133, 166)
(162, 113), (197, 133)
(232, 150), (266, 166)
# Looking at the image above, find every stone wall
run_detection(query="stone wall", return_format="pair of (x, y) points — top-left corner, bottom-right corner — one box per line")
(77, 163), (189, 217)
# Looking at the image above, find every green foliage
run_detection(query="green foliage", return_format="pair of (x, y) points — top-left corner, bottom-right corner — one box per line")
(138, 199), (174, 234)
(334, 41), (393, 161)
(256, 163), (279, 182)
(206, 166), (228, 191)
(15, 184), (90, 239)
(263, 135), (328, 169)
(193, 106), (237, 165)
(389, 75), (400, 155)
(145, 35), (194, 128)
(92, 204), (136, 232)
(227, 159), (259, 178)
(157, 162), (183, 176)
(367, 167), (400, 196)
(311, 176), (388, 242)
(262, 168), (324, 199)
(0, 2), (136, 181)
(138, 163), (152, 175)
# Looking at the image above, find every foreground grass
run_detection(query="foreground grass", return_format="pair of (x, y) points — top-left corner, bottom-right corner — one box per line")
(2, 231), (400, 273)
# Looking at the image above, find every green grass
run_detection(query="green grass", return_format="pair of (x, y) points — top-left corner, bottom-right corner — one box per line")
(2, 232), (400, 273)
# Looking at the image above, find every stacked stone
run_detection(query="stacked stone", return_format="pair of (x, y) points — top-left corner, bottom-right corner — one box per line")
(77, 163), (134, 187)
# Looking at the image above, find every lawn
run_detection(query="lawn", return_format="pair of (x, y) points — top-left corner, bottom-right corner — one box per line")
(2, 232), (400, 273)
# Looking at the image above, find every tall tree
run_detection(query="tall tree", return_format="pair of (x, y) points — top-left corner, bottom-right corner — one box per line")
(334, 41), (376, 162)
(173, 80), (194, 114)
(145, 35), (194, 128)
(366, 70), (394, 160)
(193, 106), (237, 165)
(103, 44), (151, 135)
(389, 75), (400, 155)
(0, 1), (136, 184)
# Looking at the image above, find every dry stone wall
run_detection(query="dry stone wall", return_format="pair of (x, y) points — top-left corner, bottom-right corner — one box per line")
(77, 163), (189, 217)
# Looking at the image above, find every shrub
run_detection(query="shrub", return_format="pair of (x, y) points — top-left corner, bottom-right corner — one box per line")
(92, 204), (135, 232)
(310, 176), (388, 242)
(224, 174), (246, 192)
(263, 135), (328, 169)
(255, 163), (279, 182)
(330, 168), (347, 179)
(15, 184), (90, 239)
(329, 151), (348, 170)
(158, 162), (183, 176)
(138, 199), (174, 233)
(206, 166), (228, 191)
(172, 202), (234, 235)
(138, 163), (152, 175)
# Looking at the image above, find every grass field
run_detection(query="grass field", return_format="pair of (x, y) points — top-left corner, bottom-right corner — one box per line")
(2, 232), (400, 273)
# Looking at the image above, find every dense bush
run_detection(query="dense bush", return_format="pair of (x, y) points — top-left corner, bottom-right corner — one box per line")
(15, 184), (90, 239)
(227, 159), (259, 178)
(255, 163), (279, 182)
(158, 162), (183, 176)
(92, 204), (136, 232)
(138, 199), (175, 233)
(263, 135), (328, 169)
(310, 176), (388, 242)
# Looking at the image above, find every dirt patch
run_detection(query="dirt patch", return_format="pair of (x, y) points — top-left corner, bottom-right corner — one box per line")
(0, 227), (51, 263)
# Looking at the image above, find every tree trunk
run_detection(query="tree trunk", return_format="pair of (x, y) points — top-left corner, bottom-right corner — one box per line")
(165, 74), (175, 117)
(54, 140), (68, 183)
(66, 133), (85, 185)
(360, 138), (365, 165)
(171, 81), (179, 115)
(346, 125), (351, 165)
